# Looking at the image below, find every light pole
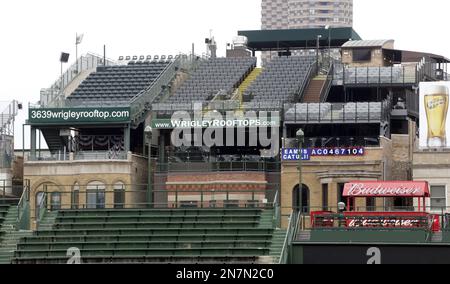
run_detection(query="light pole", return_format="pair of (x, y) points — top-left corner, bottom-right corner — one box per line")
(325, 25), (331, 67)
(316, 35), (322, 75)
(297, 129), (304, 214)
(145, 126), (153, 208)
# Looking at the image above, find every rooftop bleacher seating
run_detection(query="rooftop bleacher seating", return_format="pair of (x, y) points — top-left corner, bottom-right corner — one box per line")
(67, 61), (171, 106)
(246, 56), (315, 104)
(165, 57), (256, 104)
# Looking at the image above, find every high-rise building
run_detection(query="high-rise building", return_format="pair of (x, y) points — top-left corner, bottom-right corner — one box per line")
(261, 0), (353, 63)
(262, 0), (353, 30)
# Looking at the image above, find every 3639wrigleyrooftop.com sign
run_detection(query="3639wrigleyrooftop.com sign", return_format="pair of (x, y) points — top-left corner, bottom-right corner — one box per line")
(28, 108), (131, 125)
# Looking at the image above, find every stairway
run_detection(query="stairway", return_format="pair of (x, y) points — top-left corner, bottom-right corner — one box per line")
(0, 207), (32, 264)
(38, 211), (58, 231)
(258, 209), (275, 229)
(269, 229), (287, 263)
(302, 75), (326, 103)
(41, 128), (65, 154)
(238, 68), (262, 95)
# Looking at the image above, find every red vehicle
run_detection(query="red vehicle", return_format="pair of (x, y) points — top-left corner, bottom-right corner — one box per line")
(312, 181), (441, 232)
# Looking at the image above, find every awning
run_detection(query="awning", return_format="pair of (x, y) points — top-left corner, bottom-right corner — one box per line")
(343, 181), (430, 198)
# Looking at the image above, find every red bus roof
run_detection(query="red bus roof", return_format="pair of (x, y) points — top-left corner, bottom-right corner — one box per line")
(343, 181), (430, 198)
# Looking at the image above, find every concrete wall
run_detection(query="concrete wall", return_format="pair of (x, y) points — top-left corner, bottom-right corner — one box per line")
(24, 153), (149, 229)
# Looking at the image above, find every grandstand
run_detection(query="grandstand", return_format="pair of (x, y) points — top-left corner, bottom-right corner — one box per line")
(167, 57), (256, 103)
(13, 207), (284, 264)
(68, 61), (172, 106)
(245, 56), (315, 104)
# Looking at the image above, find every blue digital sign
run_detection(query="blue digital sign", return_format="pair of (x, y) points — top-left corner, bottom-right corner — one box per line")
(281, 149), (311, 161)
(282, 148), (365, 161)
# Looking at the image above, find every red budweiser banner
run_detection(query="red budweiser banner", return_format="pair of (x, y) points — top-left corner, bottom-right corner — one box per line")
(343, 181), (430, 198)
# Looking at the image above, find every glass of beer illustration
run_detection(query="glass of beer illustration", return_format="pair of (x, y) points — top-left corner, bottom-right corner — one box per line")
(425, 85), (449, 147)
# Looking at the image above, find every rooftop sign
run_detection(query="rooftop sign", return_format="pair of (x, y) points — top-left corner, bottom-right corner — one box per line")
(28, 108), (131, 125)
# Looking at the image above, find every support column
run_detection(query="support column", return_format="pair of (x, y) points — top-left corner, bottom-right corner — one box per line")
(159, 131), (165, 163)
(124, 125), (131, 153)
(30, 127), (37, 160)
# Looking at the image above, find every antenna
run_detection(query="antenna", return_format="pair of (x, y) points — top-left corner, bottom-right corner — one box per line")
(205, 30), (217, 59)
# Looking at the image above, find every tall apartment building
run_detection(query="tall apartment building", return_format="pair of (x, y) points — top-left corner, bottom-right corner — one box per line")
(262, 0), (353, 29)
(261, 0), (353, 62)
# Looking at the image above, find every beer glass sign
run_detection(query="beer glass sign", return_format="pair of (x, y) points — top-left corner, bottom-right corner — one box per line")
(420, 83), (450, 148)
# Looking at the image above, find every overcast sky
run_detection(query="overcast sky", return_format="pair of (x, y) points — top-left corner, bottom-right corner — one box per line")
(1, 0), (449, 148)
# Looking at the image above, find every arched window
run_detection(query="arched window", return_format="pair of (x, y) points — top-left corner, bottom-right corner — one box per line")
(86, 181), (106, 209)
(50, 192), (61, 211)
(72, 183), (80, 210)
(35, 192), (45, 219)
(292, 184), (310, 214)
(113, 182), (125, 209)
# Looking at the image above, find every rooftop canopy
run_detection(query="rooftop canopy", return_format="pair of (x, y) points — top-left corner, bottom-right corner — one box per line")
(342, 39), (394, 48)
(238, 27), (362, 51)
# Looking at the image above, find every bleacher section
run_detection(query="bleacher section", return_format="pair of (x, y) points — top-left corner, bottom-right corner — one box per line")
(13, 208), (281, 264)
(67, 61), (171, 105)
(245, 56), (315, 104)
(165, 57), (256, 103)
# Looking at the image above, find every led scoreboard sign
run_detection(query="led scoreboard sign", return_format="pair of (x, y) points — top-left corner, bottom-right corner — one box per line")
(282, 147), (365, 161)
(310, 147), (365, 157)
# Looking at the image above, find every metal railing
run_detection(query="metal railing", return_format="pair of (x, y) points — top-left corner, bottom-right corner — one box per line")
(284, 136), (380, 148)
(31, 186), (279, 214)
(333, 64), (418, 86)
(297, 63), (317, 103)
(156, 161), (281, 173)
(74, 151), (127, 161)
(284, 100), (391, 123)
(130, 54), (201, 127)
(0, 101), (19, 136)
(39, 53), (116, 108)
(279, 212), (294, 264)
(27, 151), (129, 162)
(320, 64), (334, 102)
(17, 181), (30, 230)
(273, 191), (281, 229)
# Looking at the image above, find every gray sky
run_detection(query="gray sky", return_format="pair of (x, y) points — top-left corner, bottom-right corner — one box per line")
(1, 0), (449, 148)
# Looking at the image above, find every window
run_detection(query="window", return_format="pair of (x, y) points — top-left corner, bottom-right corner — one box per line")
(51, 192), (61, 211)
(352, 49), (372, 62)
(87, 182), (106, 209)
(293, 184), (310, 213)
(72, 183), (79, 210)
(114, 182), (125, 209)
(322, 184), (329, 211)
(431, 186), (447, 210)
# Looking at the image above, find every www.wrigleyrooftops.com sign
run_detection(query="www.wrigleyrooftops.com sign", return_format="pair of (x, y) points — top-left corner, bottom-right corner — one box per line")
(28, 108), (131, 125)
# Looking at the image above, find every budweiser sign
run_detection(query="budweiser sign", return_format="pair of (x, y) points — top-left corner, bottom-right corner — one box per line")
(344, 182), (429, 198)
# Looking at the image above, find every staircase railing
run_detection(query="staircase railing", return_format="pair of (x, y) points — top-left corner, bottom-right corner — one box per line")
(279, 211), (300, 264)
(40, 53), (115, 108)
(272, 191), (281, 228)
(319, 64), (334, 103)
(130, 54), (201, 128)
(296, 63), (317, 103)
(16, 180), (30, 231)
